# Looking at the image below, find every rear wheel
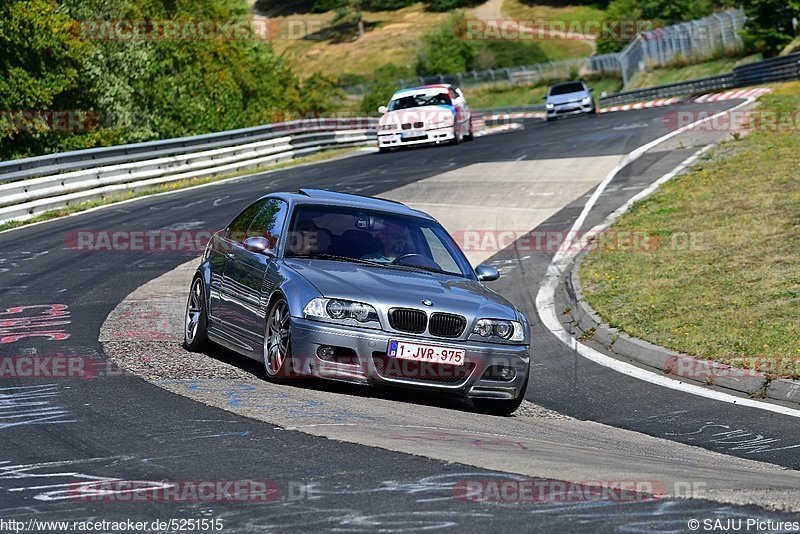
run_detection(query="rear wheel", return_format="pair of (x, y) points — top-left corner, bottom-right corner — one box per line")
(472, 374), (529, 416)
(263, 298), (293, 382)
(464, 120), (474, 141)
(183, 277), (208, 352)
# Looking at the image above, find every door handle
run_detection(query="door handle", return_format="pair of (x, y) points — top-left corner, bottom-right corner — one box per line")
(225, 253), (235, 259)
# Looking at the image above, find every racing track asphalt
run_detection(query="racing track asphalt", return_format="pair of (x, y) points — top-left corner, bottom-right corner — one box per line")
(1, 99), (798, 532)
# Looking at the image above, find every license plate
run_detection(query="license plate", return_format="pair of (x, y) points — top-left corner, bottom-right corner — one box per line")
(388, 340), (465, 366)
(401, 131), (426, 139)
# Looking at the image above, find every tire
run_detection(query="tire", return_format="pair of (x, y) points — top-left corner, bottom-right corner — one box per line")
(588, 106), (597, 115)
(464, 121), (474, 141)
(183, 276), (209, 352)
(450, 125), (461, 145)
(472, 373), (529, 416)
(546, 116), (557, 123)
(263, 297), (293, 383)
(378, 146), (390, 153)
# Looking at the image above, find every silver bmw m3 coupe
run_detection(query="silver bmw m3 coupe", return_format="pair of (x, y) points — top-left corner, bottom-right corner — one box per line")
(184, 189), (530, 415)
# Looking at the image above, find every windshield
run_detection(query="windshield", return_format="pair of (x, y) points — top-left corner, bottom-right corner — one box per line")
(285, 204), (470, 277)
(549, 82), (585, 96)
(388, 92), (452, 111)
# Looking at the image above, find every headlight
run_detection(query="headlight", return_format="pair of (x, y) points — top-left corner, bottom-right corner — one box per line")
(581, 96), (592, 104)
(472, 319), (524, 342)
(379, 123), (395, 131)
(304, 298), (379, 325)
(546, 103), (554, 109)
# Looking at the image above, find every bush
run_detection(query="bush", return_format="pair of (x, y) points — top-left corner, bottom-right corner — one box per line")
(597, 0), (714, 54)
(1, 0), (341, 160)
(740, 0), (800, 57)
(360, 64), (413, 112)
(416, 13), (479, 75)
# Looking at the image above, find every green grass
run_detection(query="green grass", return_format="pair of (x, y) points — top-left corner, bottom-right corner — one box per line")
(629, 54), (763, 89)
(268, 5), (449, 79)
(502, 0), (606, 32)
(579, 81), (800, 376)
(0, 148), (362, 233)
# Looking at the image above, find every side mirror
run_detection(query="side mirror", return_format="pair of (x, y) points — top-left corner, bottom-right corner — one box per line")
(378, 105), (388, 114)
(243, 236), (274, 256)
(475, 264), (500, 282)
(588, 87), (594, 93)
(541, 95), (548, 100)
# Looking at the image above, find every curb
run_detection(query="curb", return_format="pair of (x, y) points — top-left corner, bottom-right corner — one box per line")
(562, 251), (800, 405)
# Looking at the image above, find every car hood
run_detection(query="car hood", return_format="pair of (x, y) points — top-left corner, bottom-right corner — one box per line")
(285, 259), (517, 320)
(380, 105), (455, 128)
(547, 92), (589, 105)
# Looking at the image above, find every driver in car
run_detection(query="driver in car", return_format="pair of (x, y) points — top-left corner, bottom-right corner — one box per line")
(362, 221), (407, 263)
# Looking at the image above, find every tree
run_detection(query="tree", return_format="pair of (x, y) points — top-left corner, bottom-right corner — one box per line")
(740, 0), (800, 56)
(331, 0), (365, 39)
(0, 0), (97, 158)
(416, 13), (479, 75)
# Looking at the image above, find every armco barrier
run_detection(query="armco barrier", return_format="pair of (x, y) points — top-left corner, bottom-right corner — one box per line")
(3, 52), (799, 225)
(0, 124), (376, 224)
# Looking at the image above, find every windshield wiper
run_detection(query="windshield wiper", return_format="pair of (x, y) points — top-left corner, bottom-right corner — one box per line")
(290, 253), (387, 267)
(394, 263), (458, 276)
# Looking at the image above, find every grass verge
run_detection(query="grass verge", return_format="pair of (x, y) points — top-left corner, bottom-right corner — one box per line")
(628, 54), (763, 89)
(0, 147), (364, 233)
(579, 81), (800, 375)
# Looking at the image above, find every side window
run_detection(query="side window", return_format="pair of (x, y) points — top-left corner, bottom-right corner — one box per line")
(227, 200), (266, 243)
(248, 199), (288, 248)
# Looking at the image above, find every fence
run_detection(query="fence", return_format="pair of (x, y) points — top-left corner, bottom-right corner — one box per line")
(0, 119), (377, 224)
(619, 10), (745, 87)
(2, 51), (798, 225)
(342, 9), (746, 95)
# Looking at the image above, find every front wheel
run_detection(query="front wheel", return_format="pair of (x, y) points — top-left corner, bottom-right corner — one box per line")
(263, 298), (293, 382)
(472, 374), (528, 416)
(183, 277), (208, 352)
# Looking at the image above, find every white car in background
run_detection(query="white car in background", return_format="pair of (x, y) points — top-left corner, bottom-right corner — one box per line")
(544, 81), (596, 122)
(377, 84), (473, 152)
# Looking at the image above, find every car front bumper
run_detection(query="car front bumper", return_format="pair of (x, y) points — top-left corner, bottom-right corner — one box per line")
(547, 101), (594, 117)
(289, 317), (530, 400)
(377, 126), (455, 148)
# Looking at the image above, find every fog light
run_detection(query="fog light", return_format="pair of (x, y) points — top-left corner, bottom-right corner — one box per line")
(317, 346), (336, 360)
(500, 367), (515, 380)
(482, 365), (516, 381)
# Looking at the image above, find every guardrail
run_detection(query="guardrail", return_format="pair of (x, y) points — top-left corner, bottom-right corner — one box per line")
(0, 121), (376, 225)
(2, 51), (798, 226)
(599, 52), (800, 106)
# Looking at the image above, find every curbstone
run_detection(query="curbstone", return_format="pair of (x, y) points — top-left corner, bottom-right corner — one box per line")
(563, 250), (799, 404)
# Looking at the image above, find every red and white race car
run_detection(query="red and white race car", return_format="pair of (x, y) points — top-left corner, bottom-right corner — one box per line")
(376, 84), (473, 152)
